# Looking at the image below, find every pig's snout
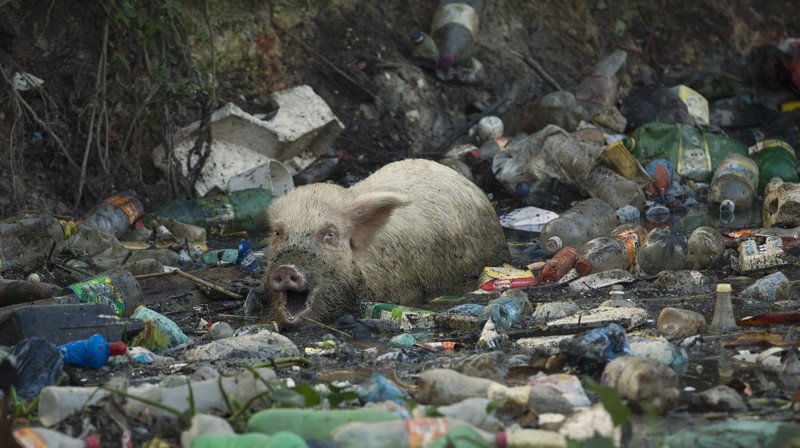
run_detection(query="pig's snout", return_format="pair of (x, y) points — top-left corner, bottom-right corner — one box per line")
(270, 265), (305, 292)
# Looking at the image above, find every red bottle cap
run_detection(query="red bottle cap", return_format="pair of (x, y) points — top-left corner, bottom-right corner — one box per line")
(574, 259), (592, 276)
(438, 53), (455, 70)
(85, 435), (99, 448)
(495, 431), (507, 448)
(108, 342), (127, 356)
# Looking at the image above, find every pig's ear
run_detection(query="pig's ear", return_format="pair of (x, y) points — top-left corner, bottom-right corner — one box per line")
(347, 192), (410, 251)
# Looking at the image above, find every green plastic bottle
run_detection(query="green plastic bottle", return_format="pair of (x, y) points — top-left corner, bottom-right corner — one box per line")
(248, 408), (400, 442)
(145, 188), (273, 234)
(192, 432), (307, 448)
(749, 139), (798, 194)
(53, 270), (143, 317)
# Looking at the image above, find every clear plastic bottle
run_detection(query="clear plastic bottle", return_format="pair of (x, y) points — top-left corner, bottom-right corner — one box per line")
(81, 192), (143, 238)
(331, 417), (497, 448)
(539, 198), (617, 253)
(657, 307), (707, 341)
(685, 226), (724, 270)
(708, 154), (760, 211)
(480, 289), (531, 330)
(431, 0), (484, 69)
(575, 50), (628, 107)
(580, 165), (646, 209)
(0, 213), (77, 274)
(574, 237), (628, 276)
(611, 224), (647, 269)
(709, 284), (737, 333)
(409, 27), (440, 66)
(636, 228), (688, 275)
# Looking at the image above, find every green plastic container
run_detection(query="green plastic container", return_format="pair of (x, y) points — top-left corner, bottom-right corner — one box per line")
(56, 270), (143, 317)
(665, 420), (800, 447)
(749, 139), (799, 194)
(630, 123), (748, 182)
(192, 432), (307, 448)
(146, 188), (273, 234)
(248, 409), (400, 442)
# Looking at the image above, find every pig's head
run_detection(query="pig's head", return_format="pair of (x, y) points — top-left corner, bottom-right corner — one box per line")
(264, 183), (410, 326)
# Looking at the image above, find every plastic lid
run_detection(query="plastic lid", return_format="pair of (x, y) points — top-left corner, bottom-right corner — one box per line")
(716, 283), (732, 293)
(494, 431), (507, 448)
(108, 341), (127, 356)
(408, 27), (423, 43)
(574, 259), (592, 276)
(438, 53), (455, 70)
(545, 236), (563, 253)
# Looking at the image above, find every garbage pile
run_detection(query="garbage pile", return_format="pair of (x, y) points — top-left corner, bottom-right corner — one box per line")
(3, 4), (800, 447)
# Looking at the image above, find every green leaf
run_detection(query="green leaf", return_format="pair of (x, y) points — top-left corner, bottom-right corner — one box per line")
(613, 19), (627, 37)
(581, 377), (631, 427)
(327, 384), (359, 408)
(269, 388), (306, 408)
(291, 383), (322, 407)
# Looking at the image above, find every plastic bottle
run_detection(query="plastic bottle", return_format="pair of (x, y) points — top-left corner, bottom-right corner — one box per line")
(431, 0), (484, 70)
(709, 284), (736, 333)
(248, 408), (400, 441)
(293, 157), (340, 185)
(331, 417), (496, 448)
(53, 270), (143, 317)
(538, 246), (578, 282)
(685, 226), (724, 270)
(81, 192), (143, 238)
(580, 165), (646, 209)
(57, 333), (126, 369)
(610, 224), (647, 268)
(409, 27), (440, 66)
(12, 427), (98, 448)
(574, 237), (627, 276)
(749, 139), (798, 194)
(418, 397), (502, 432)
(192, 432), (307, 448)
(479, 289), (531, 330)
(0, 213), (77, 274)
(657, 307), (707, 341)
(636, 228), (687, 275)
(615, 204), (640, 225)
(707, 153), (759, 211)
(539, 198), (617, 253)
(416, 368), (502, 406)
(237, 239), (263, 273)
(601, 355), (680, 414)
(575, 49), (628, 107)
(145, 188), (273, 234)
(0, 278), (60, 307)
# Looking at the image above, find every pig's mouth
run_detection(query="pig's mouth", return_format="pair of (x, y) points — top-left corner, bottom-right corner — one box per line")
(280, 288), (314, 323)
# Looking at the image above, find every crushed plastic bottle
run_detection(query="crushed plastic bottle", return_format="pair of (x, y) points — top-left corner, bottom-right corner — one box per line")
(574, 237), (627, 276)
(539, 198), (617, 253)
(601, 355), (680, 414)
(685, 226), (724, 270)
(657, 307), (706, 341)
(575, 49), (628, 107)
(479, 289), (531, 330)
(707, 153), (759, 211)
(53, 270), (144, 317)
(0, 213), (77, 274)
(580, 165), (646, 209)
(408, 27), (440, 67)
(636, 228), (688, 275)
(81, 192), (143, 238)
(431, 0), (484, 70)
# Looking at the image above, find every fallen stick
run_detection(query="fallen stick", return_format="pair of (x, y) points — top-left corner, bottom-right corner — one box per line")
(511, 50), (564, 92)
(135, 268), (243, 300)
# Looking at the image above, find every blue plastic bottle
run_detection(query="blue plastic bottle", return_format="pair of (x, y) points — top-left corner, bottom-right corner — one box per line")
(57, 333), (127, 369)
(480, 290), (530, 330)
(237, 239), (263, 273)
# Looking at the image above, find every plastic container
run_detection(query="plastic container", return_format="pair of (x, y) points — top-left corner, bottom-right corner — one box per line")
(331, 417), (496, 448)
(709, 284), (736, 333)
(145, 188), (273, 234)
(192, 432), (306, 448)
(748, 139), (798, 194)
(575, 49), (627, 107)
(601, 355), (680, 414)
(479, 289), (531, 330)
(237, 239), (263, 273)
(57, 333), (126, 369)
(707, 153), (759, 211)
(81, 192), (143, 237)
(740, 271), (789, 302)
(0, 278), (60, 307)
(580, 165), (646, 209)
(419, 397), (502, 432)
(0, 213), (77, 274)
(657, 307), (707, 341)
(130, 306), (192, 351)
(13, 427), (98, 448)
(610, 224), (647, 268)
(431, 0), (484, 70)
(409, 27), (440, 66)
(38, 386), (107, 426)
(558, 323), (631, 371)
(539, 198), (617, 253)
(54, 270), (143, 317)
(248, 408), (400, 441)
(574, 237), (627, 276)
(416, 369), (502, 406)
(0, 303), (144, 346)
(684, 226), (724, 270)
(538, 246), (578, 282)
(636, 228), (688, 275)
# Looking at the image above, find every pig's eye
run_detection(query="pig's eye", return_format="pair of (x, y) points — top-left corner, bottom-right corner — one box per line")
(318, 224), (339, 246)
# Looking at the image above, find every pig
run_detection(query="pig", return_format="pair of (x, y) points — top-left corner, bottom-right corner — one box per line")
(264, 158), (509, 326)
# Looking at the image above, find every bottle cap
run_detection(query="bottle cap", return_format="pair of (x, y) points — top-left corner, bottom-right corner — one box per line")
(408, 27), (423, 43)
(574, 259), (592, 276)
(494, 431), (507, 448)
(545, 236), (563, 253)
(108, 342), (127, 356)
(59, 220), (78, 240)
(438, 52), (455, 70)
(716, 283), (732, 293)
(85, 435), (100, 448)
(720, 199), (735, 215)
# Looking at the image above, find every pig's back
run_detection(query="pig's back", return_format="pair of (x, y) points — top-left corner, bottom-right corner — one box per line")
(351, 159), (509, 304)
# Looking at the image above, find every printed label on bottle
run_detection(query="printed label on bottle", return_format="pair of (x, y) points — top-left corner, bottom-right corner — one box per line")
(406, 418), (449, 448)
(748, 139), (795, 157)
(676, 126), (712, 180)
(432, 3), (479, 35)
(713, 155), (759, 191)
(106, 196), (141, 224)
(66, 275), (126, 316)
